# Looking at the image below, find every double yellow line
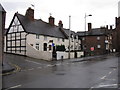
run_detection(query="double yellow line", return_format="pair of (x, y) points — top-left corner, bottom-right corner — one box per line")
(1, 63), (21, 76)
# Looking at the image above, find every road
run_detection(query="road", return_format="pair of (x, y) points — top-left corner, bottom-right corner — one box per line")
(2, 53), (118, 89)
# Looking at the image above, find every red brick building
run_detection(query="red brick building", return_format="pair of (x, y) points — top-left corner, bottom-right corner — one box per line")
(77, 23), (117, 56)
(115, 17), (120, 52)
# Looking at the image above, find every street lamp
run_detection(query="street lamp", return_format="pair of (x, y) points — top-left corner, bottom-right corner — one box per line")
(84, 13), (92, 32)
(84, 13), (92, 56)
(68, 15), (71, 59)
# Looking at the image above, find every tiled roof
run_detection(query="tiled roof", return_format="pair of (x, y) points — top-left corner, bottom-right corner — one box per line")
(0, 4), (6, 12)
(77, 28), (110, 36)
(16, 13), (68, 39)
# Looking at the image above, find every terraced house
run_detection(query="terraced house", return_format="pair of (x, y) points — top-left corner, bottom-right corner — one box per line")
(77, 23), (117, 56)
(4, 7), (83, 61)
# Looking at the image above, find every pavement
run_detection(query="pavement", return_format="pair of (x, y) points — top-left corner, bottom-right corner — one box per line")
(2, 52), (118, 75)
(2, 60), (15, 74)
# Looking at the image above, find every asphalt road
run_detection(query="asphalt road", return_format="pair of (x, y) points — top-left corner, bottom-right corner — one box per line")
(2, 53), (118, 89)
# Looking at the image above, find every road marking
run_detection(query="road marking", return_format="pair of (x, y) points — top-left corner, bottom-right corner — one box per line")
(1, 63), (21, 76)
(46, 64), (55, 67)
(109, 71), (112, 74)
(37, 67), (42, 69)
(101, 76), (106, 80)
(105, 79), (116, 81)
(21, 70), (27, 72)
(25, 60), (42, 65)
(96, 84), (117, 88)
(28, 68), (34, 71)
(56, 63), (61, 66)
(6, 85), (21, 89)
(89, 87), (94, 90)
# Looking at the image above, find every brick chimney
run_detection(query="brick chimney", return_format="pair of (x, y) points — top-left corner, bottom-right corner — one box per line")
(25, 7), (34, 21)
(110, 25), (113, 30)
(115, 17), (120, 28)
(49, 16), (55, 25)
(106, 25), (108, 29)
(58, 20), (63, 28)
(88, 23), (92, 31)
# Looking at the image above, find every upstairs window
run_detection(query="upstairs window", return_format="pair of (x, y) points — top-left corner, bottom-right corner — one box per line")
(58, 38), (60, 42)
(82, 37), (85, 41)
(97, 45), (101, 49)
(36, 34), (39, 39)
(97, 37), (100, 40)
(44, 36), (47, 41)
(62, 38), (64, 42)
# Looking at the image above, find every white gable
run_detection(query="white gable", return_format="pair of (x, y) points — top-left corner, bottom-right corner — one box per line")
(8, 16), (24, 33)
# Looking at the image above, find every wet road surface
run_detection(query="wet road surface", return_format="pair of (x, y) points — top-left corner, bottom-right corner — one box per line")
(2, 53), (118, 89)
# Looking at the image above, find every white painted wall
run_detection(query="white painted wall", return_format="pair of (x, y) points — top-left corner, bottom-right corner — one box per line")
(26, 42), (52, 61)
(56, 51), (84, 60)
(77, 52), (84, 58)
(26, 34), (69, 52)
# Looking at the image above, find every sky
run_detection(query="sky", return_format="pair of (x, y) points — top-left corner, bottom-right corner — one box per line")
(1, 0), (120, 32)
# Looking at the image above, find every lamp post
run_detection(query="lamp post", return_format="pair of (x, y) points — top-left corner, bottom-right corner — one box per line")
(68, 15), (71, 59)
(84, 13), (92, 32)
(84, 13), (92, 56)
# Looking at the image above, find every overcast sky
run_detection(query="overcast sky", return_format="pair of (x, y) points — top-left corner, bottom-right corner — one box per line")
(1, 0), (120, 32)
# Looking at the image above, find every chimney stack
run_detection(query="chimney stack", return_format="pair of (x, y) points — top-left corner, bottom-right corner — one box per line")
(25, 7), (34, 21)
(88, 23), (92, 31)
(110, 25), (113, 30)
(49, 16), (55, 25)
(58, 20), (63, 28)
(106, 25), (108, 29)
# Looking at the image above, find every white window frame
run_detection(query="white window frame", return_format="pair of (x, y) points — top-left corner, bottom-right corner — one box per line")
(36, 43), (39, 50)
(36, 34), (39, 39)
(97, 37), (100, 40)
(97, 45), (101, 49)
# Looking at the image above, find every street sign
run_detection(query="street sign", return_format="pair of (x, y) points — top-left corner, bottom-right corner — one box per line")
(52, 43), (54, 47)
(91, 47), (94, 51)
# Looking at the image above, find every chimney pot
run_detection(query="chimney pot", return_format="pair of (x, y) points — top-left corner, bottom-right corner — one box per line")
(58, 20), (63, 28)
(110, 25), (113, 29)
(88, 23), (92, 31)
(106, 25), (108, 29)
(49, 16), (55, 25)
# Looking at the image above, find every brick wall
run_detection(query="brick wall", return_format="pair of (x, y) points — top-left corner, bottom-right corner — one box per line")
(82, 35), (106, 56)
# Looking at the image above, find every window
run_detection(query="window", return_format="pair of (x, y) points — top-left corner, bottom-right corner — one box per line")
(44, 36), (47, 41)
(82, 37), (85, 41)
(97, 45), (101, 49)
(58, 38), (60, 42)
(36, 43), (39, 50)
(97, 37), (100, 40)
(36, 34), (39, 39)
(110, 36), (112, 40)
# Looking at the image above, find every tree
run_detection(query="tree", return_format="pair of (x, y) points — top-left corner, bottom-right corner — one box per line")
(56, 45), (66, 51)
